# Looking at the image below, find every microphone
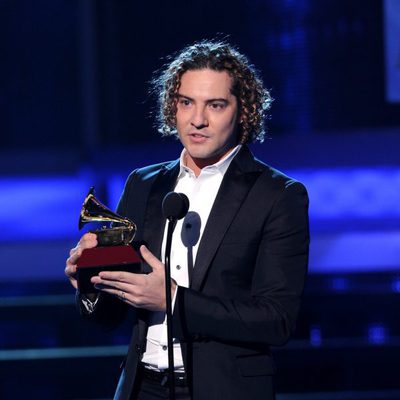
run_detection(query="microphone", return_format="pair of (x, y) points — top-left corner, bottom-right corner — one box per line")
(161, 192), (189, 400)
(162, 192), (189, 221)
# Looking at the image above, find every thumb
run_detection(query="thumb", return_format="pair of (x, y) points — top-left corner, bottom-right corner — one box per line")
(140, 245), (164, 272)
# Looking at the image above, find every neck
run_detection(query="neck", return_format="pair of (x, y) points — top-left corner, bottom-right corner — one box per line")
(184, 155), (218, 177)
(184, 146), (238, 177)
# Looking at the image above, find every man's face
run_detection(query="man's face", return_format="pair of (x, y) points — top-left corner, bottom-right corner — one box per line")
(175, 69), (239, 172)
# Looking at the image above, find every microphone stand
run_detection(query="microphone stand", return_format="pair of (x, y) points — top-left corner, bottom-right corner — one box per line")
(164, 217), (176, 400)
(161, 191), (189, 400)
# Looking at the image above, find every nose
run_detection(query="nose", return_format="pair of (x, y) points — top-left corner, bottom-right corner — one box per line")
(190, 106), (208, 129)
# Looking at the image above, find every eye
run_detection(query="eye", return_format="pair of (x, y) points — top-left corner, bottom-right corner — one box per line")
(209, 102), (226, 110)
(179, 98), (192, 107)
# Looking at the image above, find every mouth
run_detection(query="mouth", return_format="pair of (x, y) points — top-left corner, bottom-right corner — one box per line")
(188, 133), (209, 139)
(187, 133), (209, 144)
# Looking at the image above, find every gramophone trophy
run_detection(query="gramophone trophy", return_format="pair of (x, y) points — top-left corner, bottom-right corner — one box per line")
(76, 187), (141, 294)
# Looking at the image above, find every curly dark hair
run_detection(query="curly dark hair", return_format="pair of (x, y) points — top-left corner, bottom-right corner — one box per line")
(151, 40), (273, 144)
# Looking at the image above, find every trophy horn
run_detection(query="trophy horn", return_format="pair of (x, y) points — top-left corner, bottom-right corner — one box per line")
(79, 187), (136, 246)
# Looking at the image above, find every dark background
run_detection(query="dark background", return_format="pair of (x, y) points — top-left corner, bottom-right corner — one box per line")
(2, 0), (399, 151)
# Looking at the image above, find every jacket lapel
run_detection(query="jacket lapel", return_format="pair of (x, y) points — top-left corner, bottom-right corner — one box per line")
(142, 159), (180, 261)
(191, 146), (264, 291)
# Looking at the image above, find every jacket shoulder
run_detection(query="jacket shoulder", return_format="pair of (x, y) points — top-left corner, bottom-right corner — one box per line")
(253, 157), (307, 194)
(237, 146), (305, 193)
(116, 159), (178, 215)
(127, 159), (179, 183)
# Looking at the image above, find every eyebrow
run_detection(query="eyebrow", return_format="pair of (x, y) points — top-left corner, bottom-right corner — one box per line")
(177, 94), (229, 103)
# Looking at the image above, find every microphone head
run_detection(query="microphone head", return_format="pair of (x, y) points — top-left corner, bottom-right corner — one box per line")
(162, 192), (190, 221)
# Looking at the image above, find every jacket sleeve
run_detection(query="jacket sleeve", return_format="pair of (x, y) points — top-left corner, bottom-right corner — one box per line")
(172, 182), (309, 346)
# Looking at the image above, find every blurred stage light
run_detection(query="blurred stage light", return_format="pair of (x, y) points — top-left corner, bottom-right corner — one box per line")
(367, 323), (387, 345)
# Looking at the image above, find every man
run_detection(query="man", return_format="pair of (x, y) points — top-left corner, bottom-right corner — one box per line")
(66, 40), (309, 400)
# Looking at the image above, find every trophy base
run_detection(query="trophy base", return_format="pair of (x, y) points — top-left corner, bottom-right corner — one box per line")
(76, 245), (141, 294)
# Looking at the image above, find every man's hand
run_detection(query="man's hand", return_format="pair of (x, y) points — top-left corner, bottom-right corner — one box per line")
(65, 232), (98, 290)
(90, 245), (176, 311)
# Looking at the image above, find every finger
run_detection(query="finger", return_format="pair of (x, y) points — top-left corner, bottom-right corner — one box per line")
(94, 285), (125, 300)
(96, 271), (137, 283)
(64, 263), (76, 277)
(91, 271), (146, 289)
(67, 248), (82, 266)
(78, 232), (98, 250)
(140, 245), (163, 271)
(67, 233), (97, 265)
(64, 264), (78, 289)
(94, 284), (151, 309)
(94, 282), (139, 303)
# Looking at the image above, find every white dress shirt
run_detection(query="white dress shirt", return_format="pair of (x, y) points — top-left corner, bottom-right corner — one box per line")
(141, 145), (241, 371)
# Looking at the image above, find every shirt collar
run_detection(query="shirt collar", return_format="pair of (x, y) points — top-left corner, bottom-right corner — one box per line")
(178, 145), (242, 178)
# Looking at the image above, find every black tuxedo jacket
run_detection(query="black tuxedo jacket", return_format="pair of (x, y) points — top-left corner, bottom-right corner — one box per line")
(81, 146), (309, 400)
